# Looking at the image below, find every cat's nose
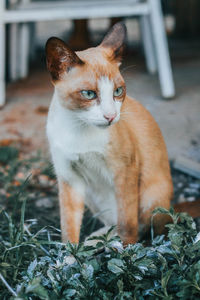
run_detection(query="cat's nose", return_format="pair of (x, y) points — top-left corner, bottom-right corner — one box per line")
(104, 113), (117, 124)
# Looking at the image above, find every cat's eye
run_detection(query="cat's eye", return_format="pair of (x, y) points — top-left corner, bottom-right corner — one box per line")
(114, 87), (123, 97)
(81, 90), (96, 100)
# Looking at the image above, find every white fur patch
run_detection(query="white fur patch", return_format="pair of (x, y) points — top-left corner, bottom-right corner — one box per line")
(76, 76), (121, 127)
(98, 76), (115, 117)
(47, 92), (118, 226)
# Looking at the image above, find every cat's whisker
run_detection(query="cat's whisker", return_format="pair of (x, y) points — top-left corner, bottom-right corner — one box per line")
(119, 116), (128, 122)
(70, 118), (89, 130)
(82, 118), (107, 124)
(119, 112), (133, 121)
(77, 120), (89, 129)
(121, 64), (136, 75)
(119, 112), (133, 120)
(71, 119), (83, 128)
(120, 111), (132, 115)
(76, 118), (91, 126)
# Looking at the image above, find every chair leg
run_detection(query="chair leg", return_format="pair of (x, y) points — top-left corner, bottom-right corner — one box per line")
(29, 22), (36, 61)
(140, 15), (157, 74)
(148, 0), (175, 99)
(19, 23), (30, 79)
(9, 23), (19, 81)
(0, 7), (5, 107)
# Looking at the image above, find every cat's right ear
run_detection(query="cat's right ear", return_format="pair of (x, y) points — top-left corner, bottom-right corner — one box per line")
(45, 37), (84, 81)
(100, 22), (127, 64)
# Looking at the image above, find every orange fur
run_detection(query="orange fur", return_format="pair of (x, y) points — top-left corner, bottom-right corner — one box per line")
(58, 180), (84, 243)
(46, 22), (173, 244)
(107, 97), (173, 241)
(55, 48), (126, 110)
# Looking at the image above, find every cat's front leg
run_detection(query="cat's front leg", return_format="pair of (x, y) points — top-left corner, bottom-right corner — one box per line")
(115, 169), (139, 246)
(58, 178), (85, 243)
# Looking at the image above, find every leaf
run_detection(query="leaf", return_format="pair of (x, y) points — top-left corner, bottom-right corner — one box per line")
(152, 235), (165, 246)
(105, 226), (116, 238)
(88, 259), (100, 272)
(81, 264), (94, 280)
(27, 259), (37, 278)
(161, 269), (173, 291)
(1, 157), (200, 300)
(25, 277), (49, 299)
(108, 259), (124, 274)
(0, 146), (18, 164)
(152, 207), (171, 216)
(156, 245), (174, 255)
(117, 279), (124, 292)
(64, 289), (76, 297)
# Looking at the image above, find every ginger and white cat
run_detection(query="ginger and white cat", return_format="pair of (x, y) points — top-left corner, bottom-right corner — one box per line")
(46, 22), (173, 245)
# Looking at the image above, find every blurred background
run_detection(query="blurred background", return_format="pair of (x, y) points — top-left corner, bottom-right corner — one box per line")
(0, 0), (200, 210)
(1, 3), (200, 297)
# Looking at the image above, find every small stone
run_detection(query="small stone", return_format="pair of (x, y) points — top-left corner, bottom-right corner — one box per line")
(177, 182), (183, 188)
(189, 183), (200, 189)
(177, 194), (186, 203)
(38, 174), (49, 187)
(183, 188), (198, 194)
(16, 172), (25, 179)
(36, 197), (53, 208)
(13, 180), (21, 186)
(0, 189), (6, 196)
(187, 196), (195, 202)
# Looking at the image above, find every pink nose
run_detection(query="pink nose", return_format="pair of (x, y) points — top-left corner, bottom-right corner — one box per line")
(104, 113), (117, 124)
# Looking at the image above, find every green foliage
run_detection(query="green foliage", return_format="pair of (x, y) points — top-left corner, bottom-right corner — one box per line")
(0, 146), (200, 299)
(0, 146), (18, 164)
(0, 204), (199, 299)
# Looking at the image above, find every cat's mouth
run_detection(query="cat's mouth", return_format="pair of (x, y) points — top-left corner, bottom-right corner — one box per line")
(95, 117), (119, 128)
(95, 121), (116, 128)
(78, 116), (119, 128)
(96, 124), (110, 128)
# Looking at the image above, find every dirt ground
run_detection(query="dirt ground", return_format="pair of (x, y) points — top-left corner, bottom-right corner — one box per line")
(0, 69), (52, 155)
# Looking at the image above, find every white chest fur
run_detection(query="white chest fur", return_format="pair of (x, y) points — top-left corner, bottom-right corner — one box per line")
(46, 94), (118, 226)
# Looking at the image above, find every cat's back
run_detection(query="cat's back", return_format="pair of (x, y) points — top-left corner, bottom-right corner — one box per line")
(122, 96), (164, 140)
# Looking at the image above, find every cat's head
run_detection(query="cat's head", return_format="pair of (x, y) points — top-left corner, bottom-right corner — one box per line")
(46, 22), (126, 128)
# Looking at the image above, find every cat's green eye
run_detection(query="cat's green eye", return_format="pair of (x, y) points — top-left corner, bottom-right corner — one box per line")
(114, 87), (123, 97)
(81, 90), (96, 100)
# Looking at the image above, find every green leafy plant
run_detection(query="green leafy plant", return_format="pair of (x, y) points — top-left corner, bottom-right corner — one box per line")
(0, 147), (200, 299)
(0, 203), (199, 299)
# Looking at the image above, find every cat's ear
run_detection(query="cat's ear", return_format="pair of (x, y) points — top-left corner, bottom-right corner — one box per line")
(45, 37), (84, 81)
(100, 22), (126, 64)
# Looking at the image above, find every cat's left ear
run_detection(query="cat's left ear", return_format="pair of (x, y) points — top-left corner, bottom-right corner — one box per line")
(45, 37), (84, 81)
(100, 22), (127, 64)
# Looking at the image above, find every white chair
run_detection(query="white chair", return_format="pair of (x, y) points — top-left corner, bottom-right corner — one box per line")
(8, 0), (34, 82)
(0, 0), (175, 107)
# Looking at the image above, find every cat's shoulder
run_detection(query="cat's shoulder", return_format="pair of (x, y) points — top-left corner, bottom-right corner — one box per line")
(122, 95), (160, 127)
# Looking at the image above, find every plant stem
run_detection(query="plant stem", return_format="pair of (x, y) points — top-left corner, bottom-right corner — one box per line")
(0, 272), (17, 297)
